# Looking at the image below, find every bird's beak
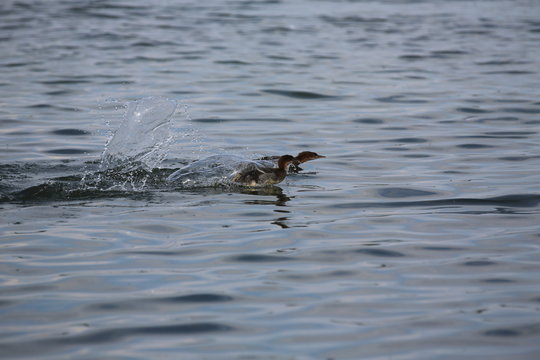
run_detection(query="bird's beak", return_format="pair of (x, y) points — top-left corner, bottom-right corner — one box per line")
(316, 155), (326, 159)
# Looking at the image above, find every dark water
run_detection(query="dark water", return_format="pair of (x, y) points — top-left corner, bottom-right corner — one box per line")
(2, 0), (540, 359)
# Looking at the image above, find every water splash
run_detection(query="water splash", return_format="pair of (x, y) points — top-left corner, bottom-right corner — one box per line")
(100, 97), (178, 172)
(87, 96), (275, 189)
(77, 97), (185, 192)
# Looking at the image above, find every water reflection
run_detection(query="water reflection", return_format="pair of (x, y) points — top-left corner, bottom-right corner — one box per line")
(241, 186), (291, 206)
(271, 217), (290, 229)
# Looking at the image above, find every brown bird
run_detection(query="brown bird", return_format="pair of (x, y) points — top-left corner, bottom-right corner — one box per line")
(233, 154), (296, 186)
(259, 151), (326, 172)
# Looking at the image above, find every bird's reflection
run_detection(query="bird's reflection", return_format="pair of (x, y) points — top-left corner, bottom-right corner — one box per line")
(239, 185), (293, 228)
(271, 217), (290, 229)
(240, 185), (291, 206)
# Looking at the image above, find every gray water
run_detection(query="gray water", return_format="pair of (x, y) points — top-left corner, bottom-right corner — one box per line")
(1, 0), (540, 359)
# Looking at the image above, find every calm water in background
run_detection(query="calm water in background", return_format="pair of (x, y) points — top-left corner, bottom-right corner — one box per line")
(1, 0), (540, 359)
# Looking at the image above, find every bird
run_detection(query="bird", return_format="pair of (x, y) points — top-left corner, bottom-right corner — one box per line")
(259, 151), (325, 172)
(232, 154), (296, 186)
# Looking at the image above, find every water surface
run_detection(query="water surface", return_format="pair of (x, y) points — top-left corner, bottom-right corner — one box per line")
(1, 0), (540, 359)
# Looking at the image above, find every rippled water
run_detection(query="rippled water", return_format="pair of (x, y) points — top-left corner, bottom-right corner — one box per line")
(1, 0), (540, 359)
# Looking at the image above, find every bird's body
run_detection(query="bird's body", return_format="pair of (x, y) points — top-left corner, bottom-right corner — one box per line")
(233, 154), (296, 186)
